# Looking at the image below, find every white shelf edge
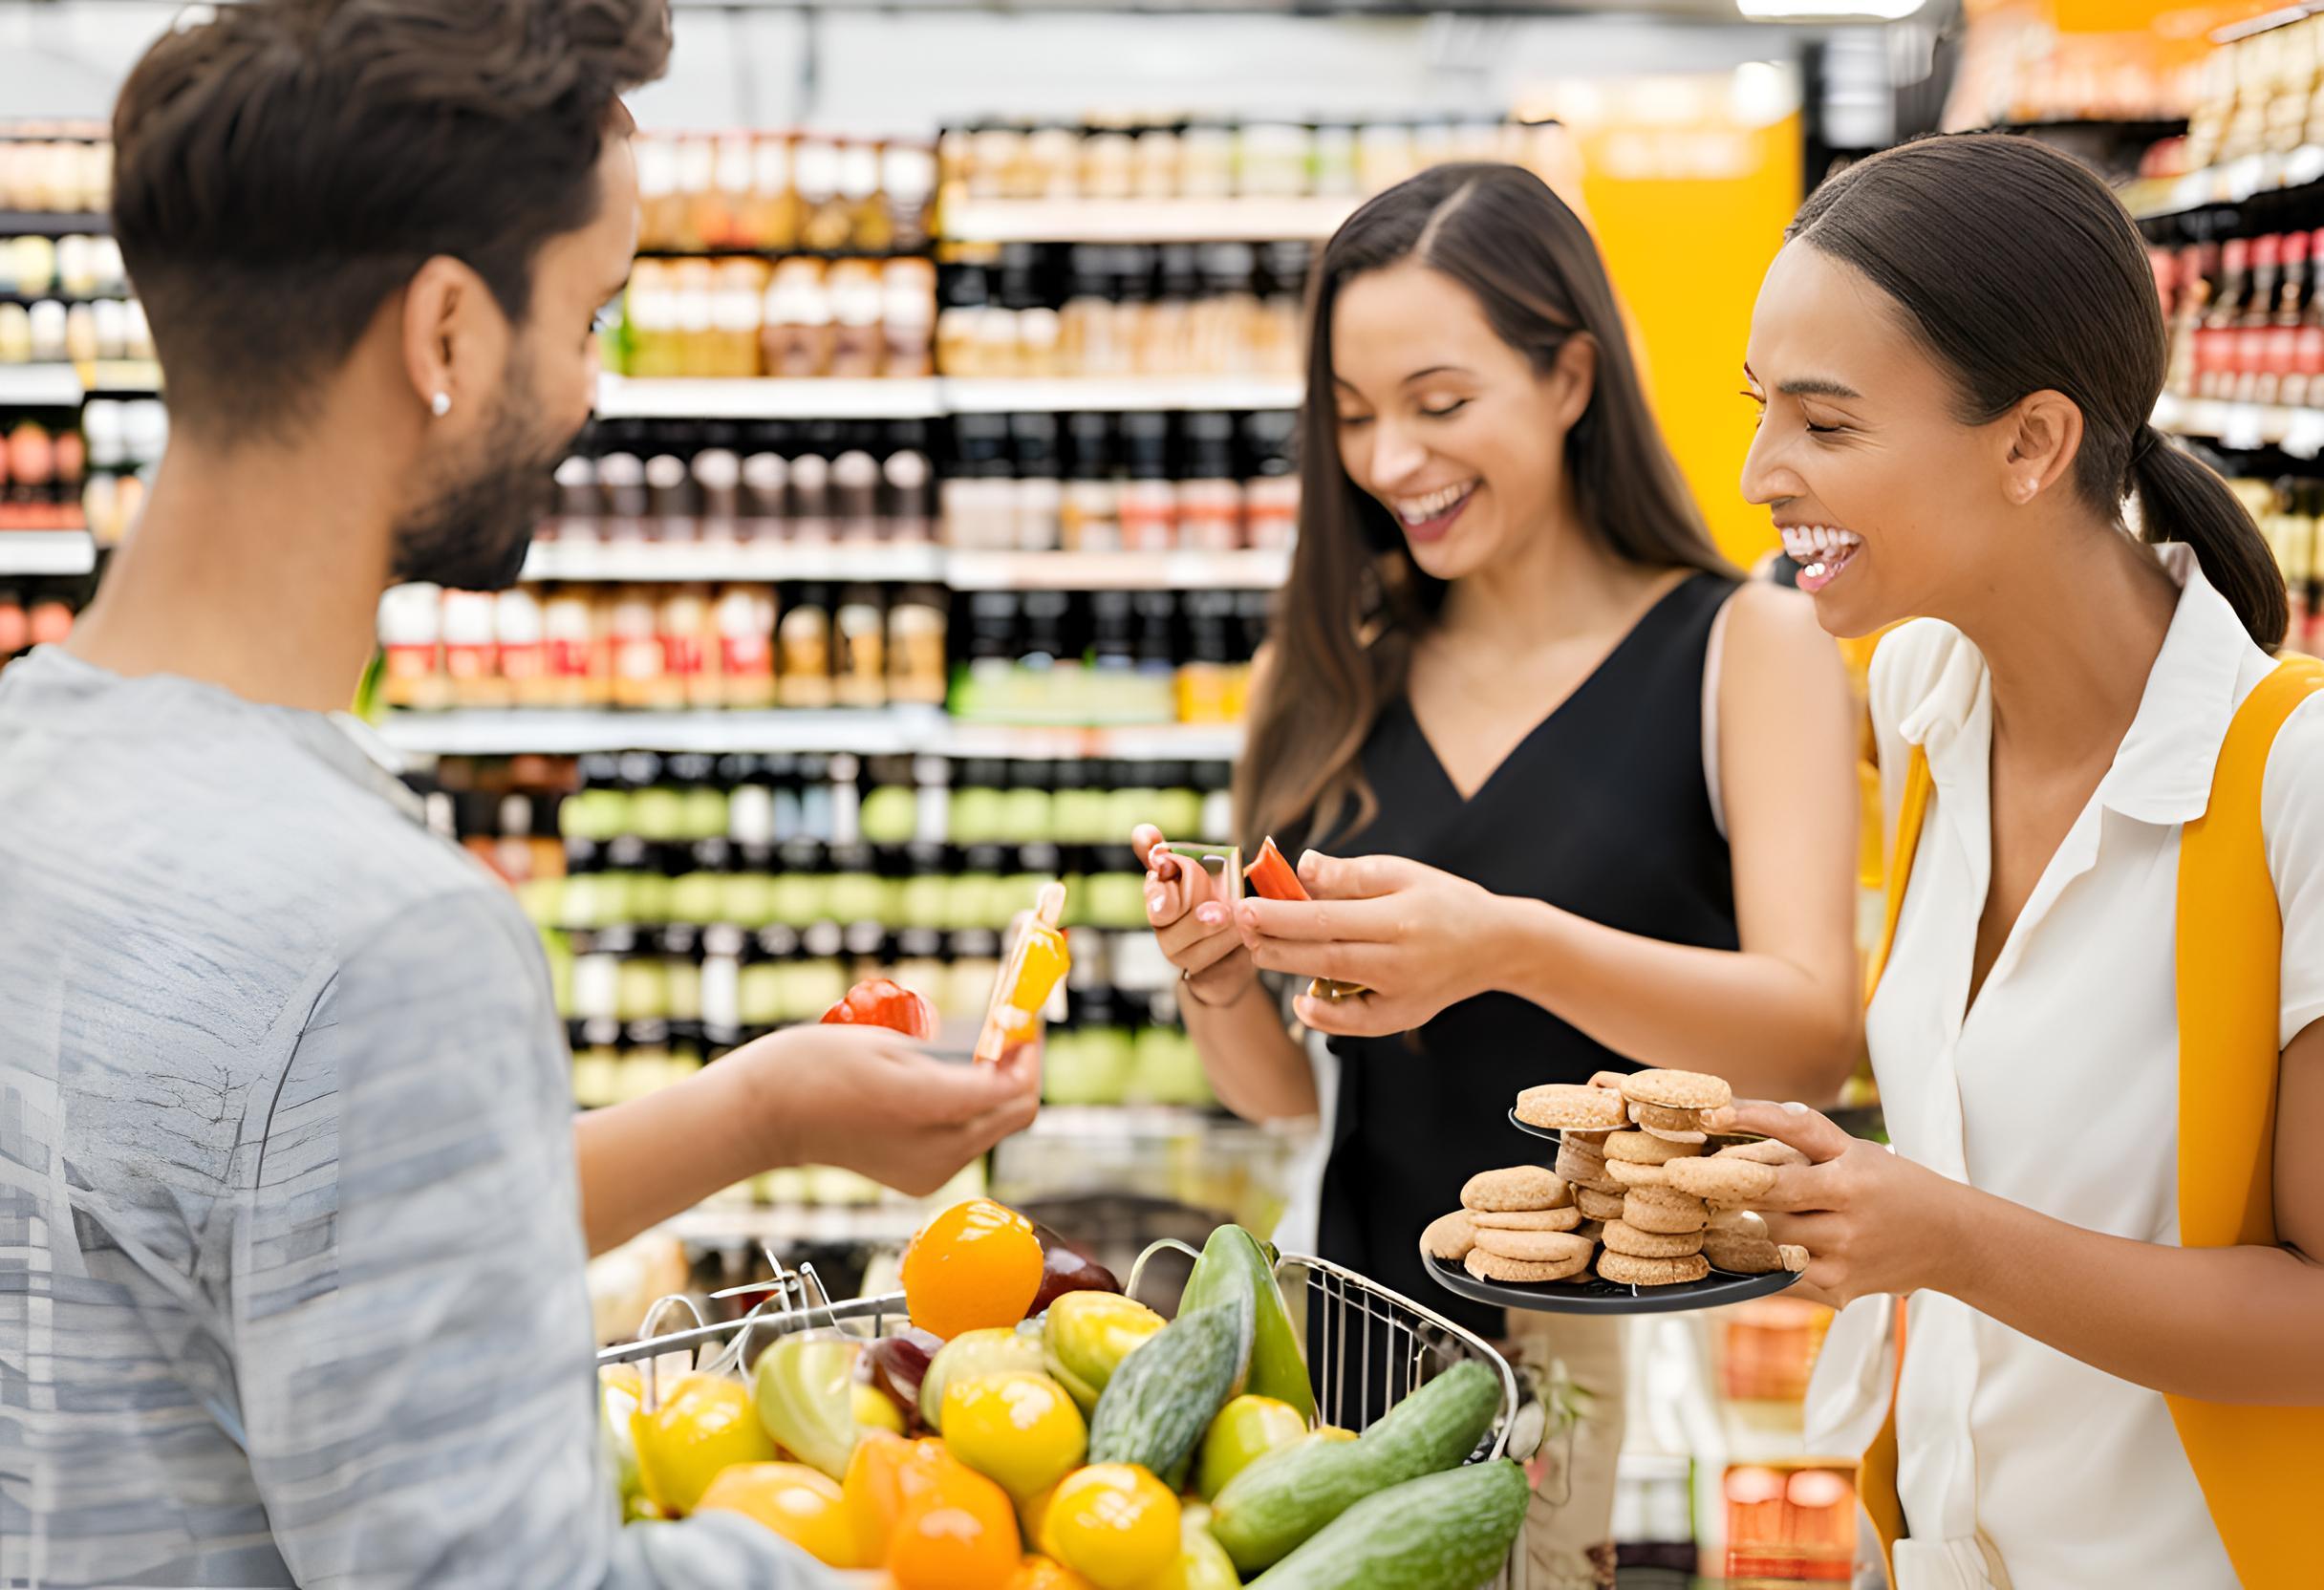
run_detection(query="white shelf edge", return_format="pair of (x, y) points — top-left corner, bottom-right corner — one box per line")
(594, 375), (944, 420)
(0, 365), (88, 406)
(943, 376), (1303, 413)
(375, 708), (1245, 761)
(942, 196), (1360, 244)
(521, 540), (948, 584)
(942, 548), (1290, 590)
(374, 707), (945, 757)
(0, 528), (97, 575)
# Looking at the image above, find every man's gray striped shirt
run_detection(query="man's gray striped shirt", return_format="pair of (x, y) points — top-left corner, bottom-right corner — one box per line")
(0, 647), (830, 1587)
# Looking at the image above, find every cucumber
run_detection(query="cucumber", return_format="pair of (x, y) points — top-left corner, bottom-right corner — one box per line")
(1087, 1297), (1252, 1477)
(1209, 1360), (1501, 1575)
(1178, 1225), (1317, 1425)
(1246, 1460), (1529, 1590)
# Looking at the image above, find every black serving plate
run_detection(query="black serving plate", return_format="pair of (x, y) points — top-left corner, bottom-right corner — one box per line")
(1422, 1244), (1802, 1317)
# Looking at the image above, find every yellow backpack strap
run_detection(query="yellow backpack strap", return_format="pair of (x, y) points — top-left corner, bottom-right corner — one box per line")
(2168, 654), (2324, 1588)
(1866, 743), (1933, 999)
(1858, 741), (1931, 1575)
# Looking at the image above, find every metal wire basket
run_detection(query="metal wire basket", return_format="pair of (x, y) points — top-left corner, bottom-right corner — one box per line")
(602, 1246), (1529, 1590)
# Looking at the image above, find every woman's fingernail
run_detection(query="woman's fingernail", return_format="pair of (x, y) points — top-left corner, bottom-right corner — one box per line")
(1146, 892), (1165, 915)
(1781, 1101), (1809, 1114)
(1195, 903), (1225, 926)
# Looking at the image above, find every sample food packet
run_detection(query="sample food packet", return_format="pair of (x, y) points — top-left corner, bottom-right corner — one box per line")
(1169, 837), (1369, 1003)
(974, 880), (1070, 1063)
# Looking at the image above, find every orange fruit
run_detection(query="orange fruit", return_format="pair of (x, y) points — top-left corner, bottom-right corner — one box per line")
(901, 1198), (1044, 1341)
(1007, 1556), (1097, 1590)
(843, 1432), (951, 1566)
(888, 1455), (1022, 1590)
(696, 1461), (860, 1567)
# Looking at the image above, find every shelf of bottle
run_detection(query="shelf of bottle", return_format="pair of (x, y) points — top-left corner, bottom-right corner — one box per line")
(376, 707), (1246, 762)
(940, 195), (1360, 245)
(942, 376), (1303, 413)
(2126, 143), (2324, 222)
(0, 527), (96, 575)
(2151, 391), (2324, 457)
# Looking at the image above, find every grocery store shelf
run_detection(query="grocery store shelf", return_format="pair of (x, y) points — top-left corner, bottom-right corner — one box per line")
(376, 707), (1246, 761)
(2126, 143), (2324, 221)
(521, 538), (948, 583)
(942, 720), (1245, 762)
(0, 528), (97, 575)
(2150, 392), (2324, 457)
(944, 548), (1290, 590)
(593, 375), (944, 419)
(659, 1205), (922, 1248)
(942, 195), (1359, 245)
(0, 364), (86, 405)
(944, 376), (1303, 413)
(82, 359), (161, 393)
(375, 706), (946, 757)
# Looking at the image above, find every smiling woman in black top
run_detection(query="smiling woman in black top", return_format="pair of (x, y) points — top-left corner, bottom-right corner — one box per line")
(1133, 163), (1861, 1589)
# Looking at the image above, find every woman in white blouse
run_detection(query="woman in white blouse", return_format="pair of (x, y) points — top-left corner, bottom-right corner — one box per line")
(1730, 135), (2324, 1590)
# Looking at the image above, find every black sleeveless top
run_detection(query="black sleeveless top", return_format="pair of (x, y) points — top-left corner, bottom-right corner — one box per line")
(1312, 571), (1741, 1336)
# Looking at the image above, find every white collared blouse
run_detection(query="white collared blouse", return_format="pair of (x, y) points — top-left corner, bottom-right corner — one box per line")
(1861, 544), (2324, 1590)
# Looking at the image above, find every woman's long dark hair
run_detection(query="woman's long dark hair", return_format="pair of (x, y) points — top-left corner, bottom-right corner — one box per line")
(1790, 133), (2287, 650)
(1236, 161), (1732, 850)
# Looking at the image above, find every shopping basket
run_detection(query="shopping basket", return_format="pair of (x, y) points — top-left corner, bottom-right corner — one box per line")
(603, 1248), (1529, 1590)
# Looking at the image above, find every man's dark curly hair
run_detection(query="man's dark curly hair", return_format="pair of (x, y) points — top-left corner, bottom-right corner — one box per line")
(112, 0), (670, 439)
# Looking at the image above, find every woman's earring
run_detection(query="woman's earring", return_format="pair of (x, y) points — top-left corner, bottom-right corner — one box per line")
(430, 392), (452, 419)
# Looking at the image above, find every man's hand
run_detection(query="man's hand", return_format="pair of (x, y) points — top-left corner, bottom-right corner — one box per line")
(723, 1022), (1043, 1197)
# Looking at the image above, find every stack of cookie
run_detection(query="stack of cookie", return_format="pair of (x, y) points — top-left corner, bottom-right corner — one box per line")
(1425, 1067), (1810, 1290)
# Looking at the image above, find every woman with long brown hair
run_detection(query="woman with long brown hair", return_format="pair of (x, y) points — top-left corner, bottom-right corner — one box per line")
(1131, 162), (1861, 1584)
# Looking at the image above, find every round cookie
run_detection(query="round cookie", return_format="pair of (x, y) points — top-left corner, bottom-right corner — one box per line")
(1573, 1218), (1604, 1244)
(1423, 1210), (1477, 1261)
(1574, 1185), (1627, 1222)
(1663, 1156), (1779, 1204)
(1515, 1084), (1628, 1131)
(1605, 1158), (1670, 1189)
(1586, 1070), (1633, 1092)
(1630, 1101), (1706, 1134)
(1555, 1138), (1620, 1192)
(1716, 1137), (1810, 1168)
(1623, 1186), (1709, 1235)
(1620, 1068), (1733, 1113)
(1603, 1130), (1699, 1167)
(1460, 1166), (1568, 1213)
(1601, 1219), (1706, 1260)
(1779, 1244), (1811, 1273)
(1474, 1206), (1583, 1233)
(1639, 1122), (1711, 1147)
(1466, 1243), (1592, 1285)
(1473, 1227), (1596, 1265)
(1597, 1249), (1711, 1287)
(1700, 1227), (1782, 1273)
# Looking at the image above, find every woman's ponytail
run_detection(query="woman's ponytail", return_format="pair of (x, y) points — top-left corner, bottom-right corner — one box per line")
(2132, 425), (2289, 651)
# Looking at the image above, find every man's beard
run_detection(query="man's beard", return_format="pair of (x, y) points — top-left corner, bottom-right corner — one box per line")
(389, 398), (572, 593)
